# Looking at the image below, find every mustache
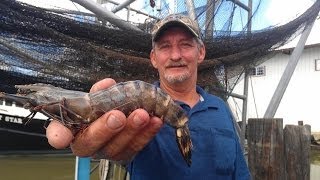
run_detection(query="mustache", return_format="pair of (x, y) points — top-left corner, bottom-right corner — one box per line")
(165, 61), (187, 68)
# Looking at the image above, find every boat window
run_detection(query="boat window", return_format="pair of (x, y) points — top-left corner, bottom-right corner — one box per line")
(5, 100), (12, 106)
(0, 99), (3, 105)
(316, 59), (320, 71)
(15, 102), (23, 107)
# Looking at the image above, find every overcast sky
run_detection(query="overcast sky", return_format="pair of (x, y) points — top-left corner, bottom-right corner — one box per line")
(266, 0), (314, 24)
(265, 0), (319, 46)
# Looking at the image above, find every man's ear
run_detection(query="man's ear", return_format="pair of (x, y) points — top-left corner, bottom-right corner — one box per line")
(197, 45), (206, 64)
(150, 49), (158, 69)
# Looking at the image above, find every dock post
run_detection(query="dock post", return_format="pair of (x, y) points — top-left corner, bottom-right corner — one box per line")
(247, 118), (285, 180)
(284, 125), (310, 180)
(75, 157), (91, 180)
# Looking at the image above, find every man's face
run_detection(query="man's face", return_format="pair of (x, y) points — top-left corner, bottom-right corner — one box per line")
(150, 27), (205, 85)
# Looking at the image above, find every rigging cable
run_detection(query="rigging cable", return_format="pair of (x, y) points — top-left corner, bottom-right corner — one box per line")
(230, 96), (242, 121)
(249, 75), (259, 118)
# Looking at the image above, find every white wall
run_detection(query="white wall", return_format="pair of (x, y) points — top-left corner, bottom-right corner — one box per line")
(228, 44), (320, 132)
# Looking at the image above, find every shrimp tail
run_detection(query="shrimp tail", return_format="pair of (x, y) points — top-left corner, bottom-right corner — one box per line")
(176, 125), (193, 166)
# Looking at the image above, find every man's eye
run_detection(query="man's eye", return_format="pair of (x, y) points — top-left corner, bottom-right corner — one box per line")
(159, 44), (170, 49)
(181, 42), (193, 47)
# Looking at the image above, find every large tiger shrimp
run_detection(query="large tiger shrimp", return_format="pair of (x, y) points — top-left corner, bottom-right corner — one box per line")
(0, 80), (192, 165)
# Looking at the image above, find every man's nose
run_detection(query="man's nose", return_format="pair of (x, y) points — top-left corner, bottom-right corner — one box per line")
(170, 46), (182, 61)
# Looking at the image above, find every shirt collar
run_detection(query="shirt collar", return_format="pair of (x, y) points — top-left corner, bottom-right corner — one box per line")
(153, 81), (219, 109)
(195, 85), (219, 109)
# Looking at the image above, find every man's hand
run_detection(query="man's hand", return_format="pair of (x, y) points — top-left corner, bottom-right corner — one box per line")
(46, 78), (164, 162)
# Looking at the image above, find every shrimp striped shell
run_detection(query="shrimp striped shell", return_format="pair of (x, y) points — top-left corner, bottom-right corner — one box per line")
(0, 80), (192, 166)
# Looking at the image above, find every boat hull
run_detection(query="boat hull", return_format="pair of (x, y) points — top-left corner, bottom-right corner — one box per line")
(0, 112), (70, 154)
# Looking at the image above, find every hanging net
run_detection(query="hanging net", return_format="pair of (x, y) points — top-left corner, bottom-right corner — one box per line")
(0, 0), (319, 97)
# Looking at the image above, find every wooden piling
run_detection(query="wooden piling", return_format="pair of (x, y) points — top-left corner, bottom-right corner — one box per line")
(247, 118), (285, 180)
(284, 125), (310, 180)
(247, 118), (311, 180)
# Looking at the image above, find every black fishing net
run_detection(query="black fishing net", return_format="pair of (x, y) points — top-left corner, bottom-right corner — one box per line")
(0, 0), (319, 97)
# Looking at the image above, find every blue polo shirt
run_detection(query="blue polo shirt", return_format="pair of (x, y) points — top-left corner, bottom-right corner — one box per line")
(127, 84), (250, 180)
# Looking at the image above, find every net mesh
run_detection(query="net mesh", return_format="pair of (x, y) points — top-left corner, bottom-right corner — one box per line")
(0, 0), (319, 97)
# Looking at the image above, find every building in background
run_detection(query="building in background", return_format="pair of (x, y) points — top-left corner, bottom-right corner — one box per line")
(229, 43), (320, 132)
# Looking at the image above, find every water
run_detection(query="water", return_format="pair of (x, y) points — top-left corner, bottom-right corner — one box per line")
(311, 164), (320, 180)
(0, 154), (99, 180)
(0, 154), (319, 180)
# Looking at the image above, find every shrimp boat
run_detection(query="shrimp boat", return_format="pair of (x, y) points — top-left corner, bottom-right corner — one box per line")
(0, 98), (70, 154)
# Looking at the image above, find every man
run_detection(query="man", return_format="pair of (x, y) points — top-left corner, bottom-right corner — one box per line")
(46, 14), (250, 179)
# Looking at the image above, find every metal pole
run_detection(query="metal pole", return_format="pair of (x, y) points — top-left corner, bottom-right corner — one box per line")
(263, 20), (316, 118)
(226, 0), (250, 11)
(239, 0), (252, 148)
(98, 0), (159, 20)
(44, 8), (96, 17)
(240, 69), (249, 148)
(212, 87), (247, 99)
(75, 157), (91, 180)
(247, 0), (252, 32)
(71, 0), (142, 31)
(126, 4), (130, 22)
(112, 0), (135, 13)
(226, 0), (252, 148)
(184, 0), (197, 20)
(204, 0), (215, 40)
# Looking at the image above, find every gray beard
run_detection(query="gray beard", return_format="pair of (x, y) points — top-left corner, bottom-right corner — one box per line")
(165, 73), (190, 84)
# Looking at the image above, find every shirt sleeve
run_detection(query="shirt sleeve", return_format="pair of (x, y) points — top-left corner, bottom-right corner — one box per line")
(233, 130), (251, 180)
(224, 101), (251, 179)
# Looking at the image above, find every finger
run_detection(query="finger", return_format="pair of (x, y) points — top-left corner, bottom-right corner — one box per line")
(126, 116), (163, 152)
(112, 116), (163, 161)
(71, 110), (126, 156)
(46, 120), (74, 149)
(97, 109), (150, 160)
(90, 78), (116, 93)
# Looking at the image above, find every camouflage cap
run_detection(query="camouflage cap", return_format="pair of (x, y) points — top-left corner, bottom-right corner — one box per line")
(151, 14), (201, 42)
